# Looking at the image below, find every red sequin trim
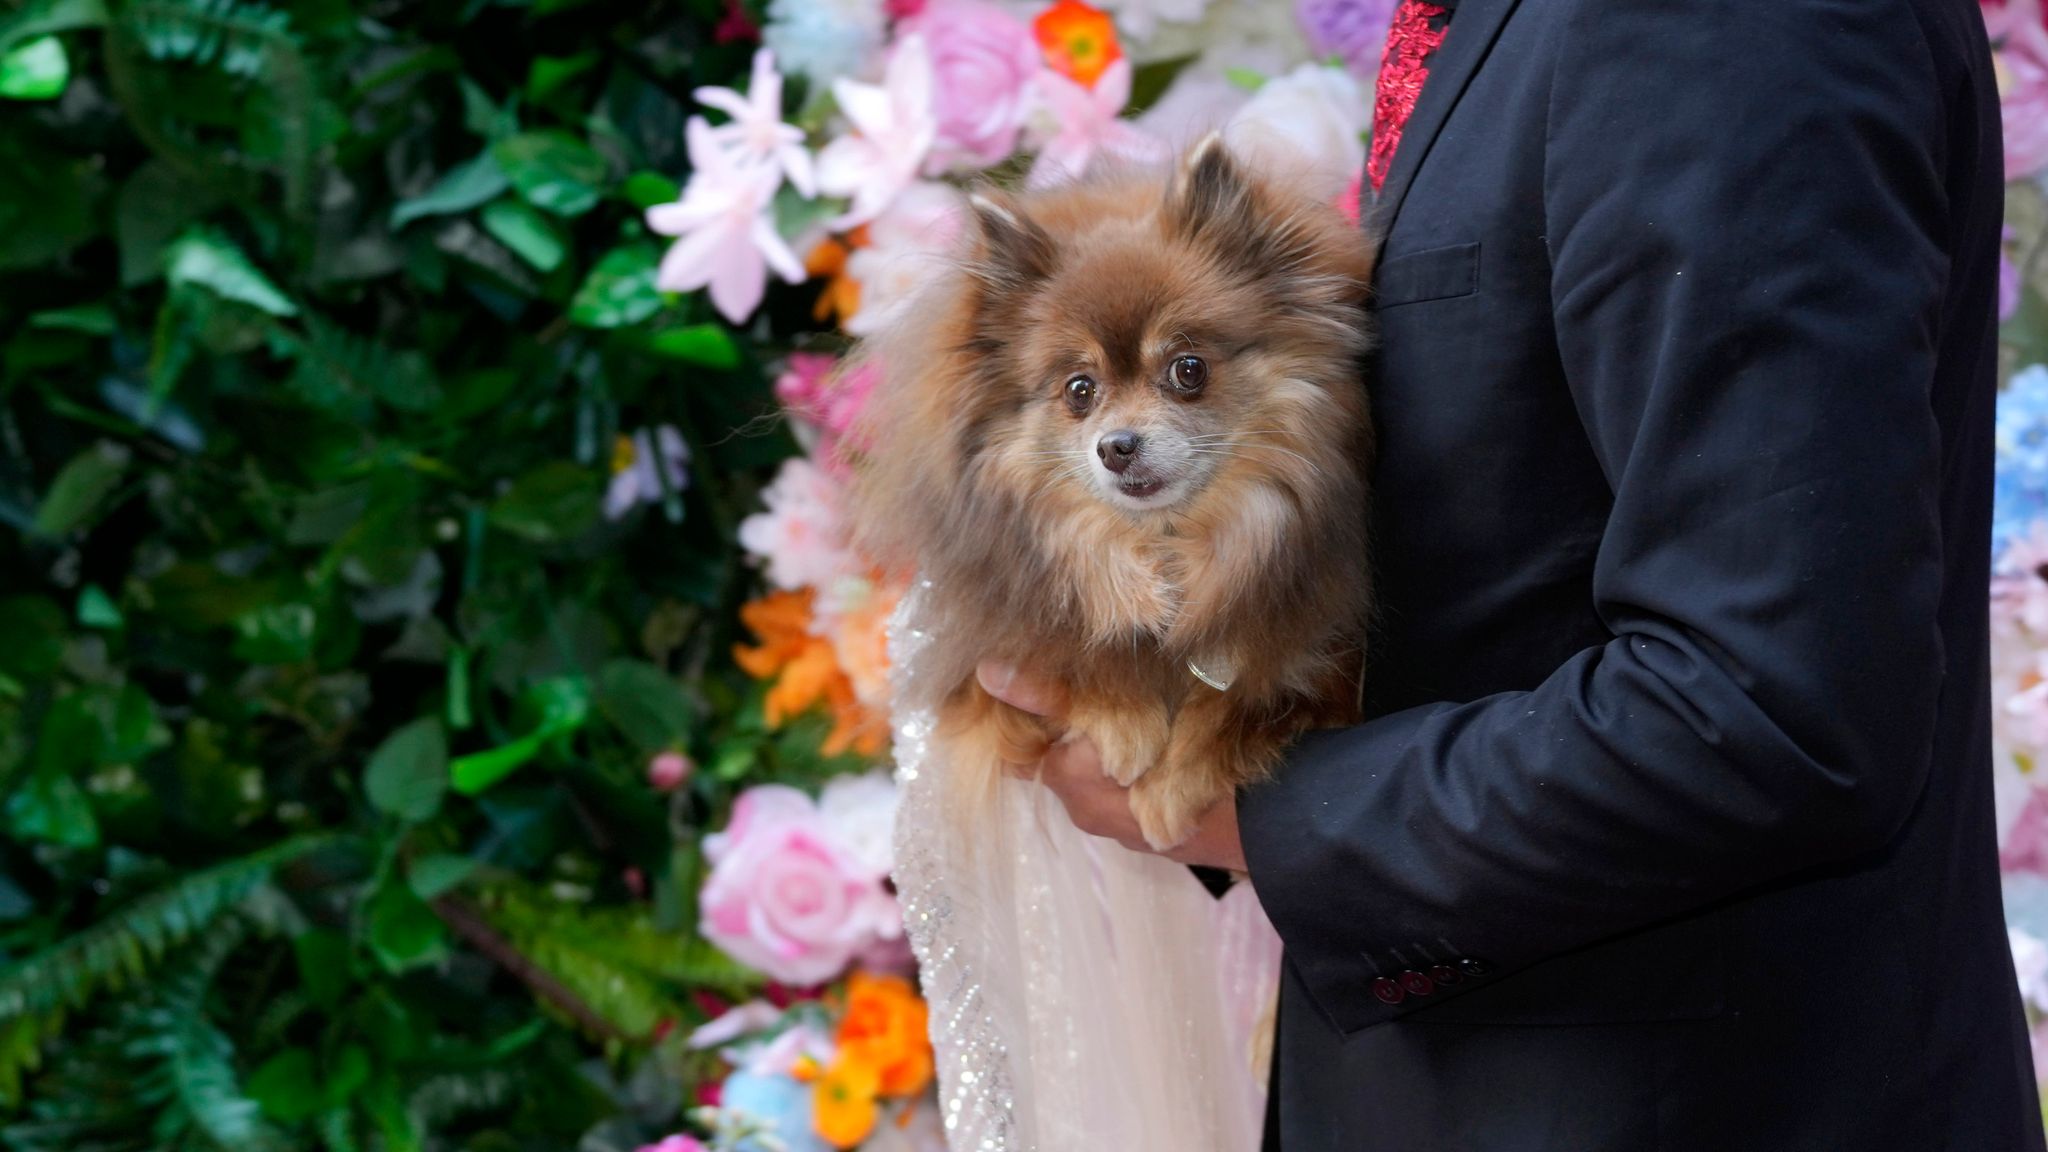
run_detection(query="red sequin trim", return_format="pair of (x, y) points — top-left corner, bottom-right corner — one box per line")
(1368, 0), (1450, 193)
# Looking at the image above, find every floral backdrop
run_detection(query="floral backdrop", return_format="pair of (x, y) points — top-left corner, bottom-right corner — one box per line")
(1, 0), (2045, 1145)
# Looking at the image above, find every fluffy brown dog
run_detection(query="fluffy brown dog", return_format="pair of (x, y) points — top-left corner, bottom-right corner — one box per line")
(849, 136), (1376, 849)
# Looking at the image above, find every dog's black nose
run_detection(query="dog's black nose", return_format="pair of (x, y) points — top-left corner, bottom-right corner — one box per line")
(1097, 430), (1142, 473)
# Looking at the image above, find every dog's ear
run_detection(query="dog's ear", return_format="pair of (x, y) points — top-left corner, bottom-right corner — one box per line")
(1166, 133), (1302, 275)
(1168, 132), (1255, 237)
(966, 192), (1054, 291)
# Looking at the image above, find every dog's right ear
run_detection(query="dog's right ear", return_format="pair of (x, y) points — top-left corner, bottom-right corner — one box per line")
(966, 192), (1054, 292)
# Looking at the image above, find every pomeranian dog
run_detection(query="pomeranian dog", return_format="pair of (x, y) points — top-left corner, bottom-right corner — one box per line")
(849, 136), (1376, 849)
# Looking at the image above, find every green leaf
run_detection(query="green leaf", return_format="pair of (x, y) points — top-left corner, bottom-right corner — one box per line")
(0, 597), (65, 680)
(1129, 52), (1199, 112)
(232, 602), (317, 663)
(487, 461), (601, 543)
(1223, 66), (1266, 91)
(249, 1049), (324, 1123)
(449, 678), (590, 795)
(0, 34), (67, 99)
(116, 160), (225, 286)
(32, 440), (131, 537)
(595, 660), (691, 754)
(5, 769), (99, 848)
(480, 197), (565, 272)
(164, 227), (298, 317)
(0, 0), (106, 54)
(365, 882), (445, 973)
(76, 585), (123, 630)
(364, 717), (448, 823)
(389, 152), (508, 229)
(405, 853), (476, 900)
(569, 242), (660, 328)
(292, 928), (351, 1007)
(491, 130), (607, 217)
(525, 50), (595, 104)
(643, 322), (739, 369)
(621, 171), (680, 210)
(30, 302), (114, 334)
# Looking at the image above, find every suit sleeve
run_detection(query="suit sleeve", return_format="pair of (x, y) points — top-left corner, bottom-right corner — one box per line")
(1237, 0), (1956, 1032)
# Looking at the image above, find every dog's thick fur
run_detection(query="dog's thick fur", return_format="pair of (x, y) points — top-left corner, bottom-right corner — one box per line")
(849, 137), (1376, 848)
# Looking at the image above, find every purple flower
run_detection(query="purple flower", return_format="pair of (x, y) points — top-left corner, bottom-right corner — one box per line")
(1294, 0), (1399, 79)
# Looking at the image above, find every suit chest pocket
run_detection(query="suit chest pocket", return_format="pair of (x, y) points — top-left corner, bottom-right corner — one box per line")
(1373, 241), (1482, 310)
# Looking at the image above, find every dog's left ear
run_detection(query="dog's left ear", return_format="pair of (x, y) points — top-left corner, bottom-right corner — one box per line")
(1166, 133), (1298, 274)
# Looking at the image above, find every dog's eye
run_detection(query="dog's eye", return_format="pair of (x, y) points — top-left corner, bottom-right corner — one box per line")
(1065, 375), (1097, 414)
(1170, 355), (1208, 395)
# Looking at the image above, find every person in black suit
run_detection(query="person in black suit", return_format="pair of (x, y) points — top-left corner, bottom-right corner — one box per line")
(976, 0), (2047, 1146)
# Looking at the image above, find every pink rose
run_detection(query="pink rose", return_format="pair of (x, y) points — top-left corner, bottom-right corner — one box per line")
(774, 354), (880, 467)
(1989, 0), (2048, 178)
(909, 1), (1040, 171)
(636, 1137), (708, 1152)
(700, 785), (901, 986)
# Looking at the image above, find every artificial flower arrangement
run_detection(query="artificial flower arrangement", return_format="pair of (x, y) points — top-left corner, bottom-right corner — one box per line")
(609, 0), (1395, 1146)
(1945, 0), (2048, 1116)
(654, 0), (2048, 1144)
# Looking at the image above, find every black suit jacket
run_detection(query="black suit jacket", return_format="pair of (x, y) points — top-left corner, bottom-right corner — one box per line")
(1238, 0), (2044, 1147)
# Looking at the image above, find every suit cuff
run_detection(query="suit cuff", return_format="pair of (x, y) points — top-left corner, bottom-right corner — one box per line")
(1238, 713), (1507, 1032)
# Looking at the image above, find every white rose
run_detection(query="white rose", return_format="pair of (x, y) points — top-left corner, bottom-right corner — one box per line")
(820, 771), (900, 881)
(2013, 928), (2048, 1012)
(846, 181), (967, 337)
(1223, 63), (1367, 199)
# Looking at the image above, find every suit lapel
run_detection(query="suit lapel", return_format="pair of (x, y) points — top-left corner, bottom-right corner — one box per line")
(1369, 0), (1522, 251)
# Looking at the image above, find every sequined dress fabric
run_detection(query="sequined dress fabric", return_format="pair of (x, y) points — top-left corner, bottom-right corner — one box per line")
(888, 586), (1281, 1151)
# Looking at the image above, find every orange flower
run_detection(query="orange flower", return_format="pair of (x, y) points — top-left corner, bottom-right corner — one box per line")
(806, 229), (868, 329)
(812, 1055), (882, 1148)
(834, 972), (935, 1098)
(1034, 0), (1121, 88)
(733, 590), (890, 758)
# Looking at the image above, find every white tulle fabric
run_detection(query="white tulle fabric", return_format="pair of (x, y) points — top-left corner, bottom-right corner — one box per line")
(888, 588), (1284, 1152)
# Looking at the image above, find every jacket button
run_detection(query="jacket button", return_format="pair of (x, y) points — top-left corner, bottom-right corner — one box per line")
(1398, 970), (1435, 997)
(1429, 964), (1461, 986)
(1371, 977), (1406, 1005)
(1457, 957), (1492, 978)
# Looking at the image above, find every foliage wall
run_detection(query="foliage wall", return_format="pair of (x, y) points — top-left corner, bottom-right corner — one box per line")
(6, 0), (2048, 1146)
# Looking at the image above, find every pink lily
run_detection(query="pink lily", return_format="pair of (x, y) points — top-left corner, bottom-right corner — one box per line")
(647, 118), (806, 323)
(816, 35), (938, 226)
(1027, 59), (1167, 189)
(693, 48), (817, 197)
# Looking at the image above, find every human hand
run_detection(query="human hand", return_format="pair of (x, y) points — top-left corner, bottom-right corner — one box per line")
(975, 661), (1247, 871)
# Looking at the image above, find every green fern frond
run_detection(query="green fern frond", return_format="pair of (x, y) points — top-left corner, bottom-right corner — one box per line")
(403, 1068), (517, 1133)
(286, 315), (438, 417)
(0, 1016), (156, 1152)
(480, 888), (759, 1042)
(314, 1107), (358, 1152)
(124, 918), (283, 1152)
(0, 1009), (64, 1109)
(0, 835), (332, 1023)
(120, 0), (293, 78)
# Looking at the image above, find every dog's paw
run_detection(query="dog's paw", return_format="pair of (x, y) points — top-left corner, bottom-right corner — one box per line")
(1073, 704), (1169, 788)
(1129, 768), (1223, 851)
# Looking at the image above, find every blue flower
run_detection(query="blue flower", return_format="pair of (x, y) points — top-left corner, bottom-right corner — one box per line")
(1994, 365), (2048, 561)
(720, 1072), (832, 1152)
(761, 0), (886, 88)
